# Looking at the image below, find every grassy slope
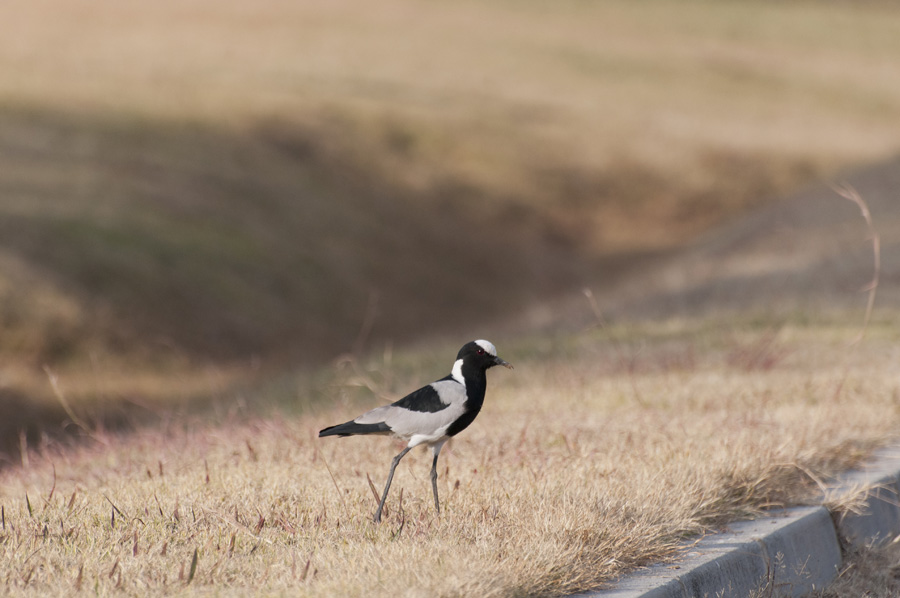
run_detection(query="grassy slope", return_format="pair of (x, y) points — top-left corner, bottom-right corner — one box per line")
(0, 110), (580, 363)
(2, 0), (900, 375)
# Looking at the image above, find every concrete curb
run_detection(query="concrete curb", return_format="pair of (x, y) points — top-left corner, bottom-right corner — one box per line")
(576, 447), (900, 598)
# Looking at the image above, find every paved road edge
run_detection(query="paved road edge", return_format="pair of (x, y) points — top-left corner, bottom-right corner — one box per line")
(575, 447), (900, 598)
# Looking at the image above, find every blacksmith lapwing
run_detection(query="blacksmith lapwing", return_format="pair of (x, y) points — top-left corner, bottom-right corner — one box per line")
(319, 339), (513, 523)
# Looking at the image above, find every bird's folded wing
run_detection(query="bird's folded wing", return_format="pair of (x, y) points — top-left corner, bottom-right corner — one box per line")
(355, 401), (466, 440)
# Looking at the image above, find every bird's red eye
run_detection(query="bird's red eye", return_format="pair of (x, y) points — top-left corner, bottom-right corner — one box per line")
(477, 348), (485, 355)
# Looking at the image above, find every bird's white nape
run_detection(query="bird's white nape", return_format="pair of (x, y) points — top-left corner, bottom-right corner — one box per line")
(450, 359), (465, 384)
(474, 339), (497, 356)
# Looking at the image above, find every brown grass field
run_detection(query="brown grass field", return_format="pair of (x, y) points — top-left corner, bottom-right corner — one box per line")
(2, 0), (900, 371)
(2, 0), (900, 595)
(2, 318), (900, 596)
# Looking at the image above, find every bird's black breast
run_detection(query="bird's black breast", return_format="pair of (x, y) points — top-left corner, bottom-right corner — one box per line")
(392, 384), (448, 413)
(445, 366), (488, 437)
(445, 408), (479, 437)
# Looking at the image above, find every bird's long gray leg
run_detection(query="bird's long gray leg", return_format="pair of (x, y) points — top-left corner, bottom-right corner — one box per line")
(374, 446), (412, 523)
(430, 454), (440, 514)
(430, 441), (446, 515)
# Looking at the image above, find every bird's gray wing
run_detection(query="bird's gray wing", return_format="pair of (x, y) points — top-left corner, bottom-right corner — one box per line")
(354, 380), (468, 441)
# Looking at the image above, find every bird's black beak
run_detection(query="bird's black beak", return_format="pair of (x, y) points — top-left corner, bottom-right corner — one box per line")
(494, 356), (513, 369)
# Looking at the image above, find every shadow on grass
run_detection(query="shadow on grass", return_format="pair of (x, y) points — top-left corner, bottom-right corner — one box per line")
(0, 105), (595, 368)
(0, 389), (64, 466)
(0, 389), (134, 470)
(0, 382), (266, 471)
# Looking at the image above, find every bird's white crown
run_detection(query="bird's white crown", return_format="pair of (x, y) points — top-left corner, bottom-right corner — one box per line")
(474, 339), (497, 356)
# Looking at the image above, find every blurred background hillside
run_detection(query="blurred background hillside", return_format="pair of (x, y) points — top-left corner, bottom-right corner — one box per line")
(1, 0), (900, 416)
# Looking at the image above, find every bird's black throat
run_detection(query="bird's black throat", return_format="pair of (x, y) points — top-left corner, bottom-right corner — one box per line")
(446, 361), (489, 437)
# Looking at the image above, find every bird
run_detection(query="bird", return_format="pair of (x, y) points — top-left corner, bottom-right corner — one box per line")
(319, 339), (513, 523)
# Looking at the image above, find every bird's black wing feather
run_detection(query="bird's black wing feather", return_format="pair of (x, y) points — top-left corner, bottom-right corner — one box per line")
(319, 379), (452, 438)
(319, 420), (390, 437)
(392, 383), (449, 413)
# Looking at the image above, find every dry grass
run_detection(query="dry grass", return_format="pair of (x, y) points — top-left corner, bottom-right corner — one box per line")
(803, 536), (900, 598)
(3, 0), (900, 391)
(2, 320), (899, 596)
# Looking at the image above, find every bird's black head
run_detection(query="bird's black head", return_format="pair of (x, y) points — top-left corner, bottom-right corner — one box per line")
(457, 340), (513, 371)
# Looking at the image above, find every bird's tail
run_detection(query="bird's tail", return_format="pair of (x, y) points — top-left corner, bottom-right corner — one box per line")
(318, 420), (390, 438)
